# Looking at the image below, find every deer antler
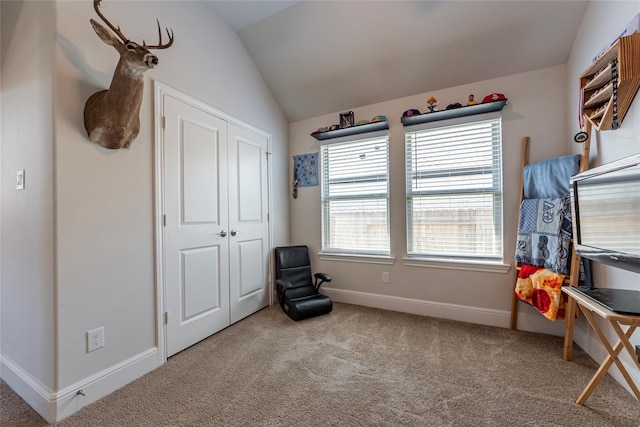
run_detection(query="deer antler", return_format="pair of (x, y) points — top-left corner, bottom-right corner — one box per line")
(93, 0), (129, 43)
(143, 19), (174, 50)
(94, 0), (174, 49)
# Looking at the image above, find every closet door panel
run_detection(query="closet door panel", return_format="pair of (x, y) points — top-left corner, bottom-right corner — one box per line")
(236, 239), (265, 297)
(228, 123), (270, 324)
(181, 121), (220, 224)
(163, 94), (230, 357)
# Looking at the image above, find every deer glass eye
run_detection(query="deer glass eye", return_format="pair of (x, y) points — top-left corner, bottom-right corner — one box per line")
(127, 44), (136, 50)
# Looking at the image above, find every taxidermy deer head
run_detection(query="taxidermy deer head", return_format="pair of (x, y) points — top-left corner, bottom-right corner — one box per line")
(84, 0), (173, 150)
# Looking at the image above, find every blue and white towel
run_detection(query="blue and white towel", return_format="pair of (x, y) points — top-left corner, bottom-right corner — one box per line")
(523, 155), (580, 199)
(514, 195), (571, 274)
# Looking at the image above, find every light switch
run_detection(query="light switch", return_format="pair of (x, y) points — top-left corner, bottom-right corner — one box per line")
(16, 170), (25, 190)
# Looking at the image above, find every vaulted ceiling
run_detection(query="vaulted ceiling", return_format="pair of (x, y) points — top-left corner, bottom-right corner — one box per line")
(206, 1), (590, 122)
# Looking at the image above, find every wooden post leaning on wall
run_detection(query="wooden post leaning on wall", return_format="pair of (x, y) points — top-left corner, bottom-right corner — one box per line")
(562, 119), (592, 361)
(510, 136), (530, 330)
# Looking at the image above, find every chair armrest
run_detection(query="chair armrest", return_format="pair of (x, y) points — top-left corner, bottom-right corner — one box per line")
(275, 279), (294, 308)
(314, 272), (332, 289)
(275, 279), (294, 289)
(315, 273), (332, 282)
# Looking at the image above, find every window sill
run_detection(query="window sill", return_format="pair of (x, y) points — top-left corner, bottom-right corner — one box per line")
(318, 252), (395, 265)
(402, 257), (511, 273)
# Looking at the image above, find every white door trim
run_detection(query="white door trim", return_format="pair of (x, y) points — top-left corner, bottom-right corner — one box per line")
(153, 81), (273, 363)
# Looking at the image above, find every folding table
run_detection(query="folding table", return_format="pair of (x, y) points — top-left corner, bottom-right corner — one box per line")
(563, 286), (640, 405)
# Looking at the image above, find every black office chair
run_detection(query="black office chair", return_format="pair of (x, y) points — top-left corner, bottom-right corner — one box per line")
(274, 245), (332, 321)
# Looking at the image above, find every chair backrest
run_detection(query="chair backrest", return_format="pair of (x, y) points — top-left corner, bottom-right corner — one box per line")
(275, 245), (313, 288)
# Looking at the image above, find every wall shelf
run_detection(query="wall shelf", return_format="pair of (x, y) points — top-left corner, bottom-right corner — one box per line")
(310, 121), (389, 141)
(579, 33), (640, 130)
(401, 99), (507, 127)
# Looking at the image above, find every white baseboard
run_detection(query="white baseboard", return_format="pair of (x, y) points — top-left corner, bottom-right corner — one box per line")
(1, 348), (160, 423)
(323, 286), (562, 333)
(0, 353), (56, 421)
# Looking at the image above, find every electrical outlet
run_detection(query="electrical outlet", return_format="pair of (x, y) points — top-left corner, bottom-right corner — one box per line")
(382, 271), (390, 284)
(87, 327), (105, 352)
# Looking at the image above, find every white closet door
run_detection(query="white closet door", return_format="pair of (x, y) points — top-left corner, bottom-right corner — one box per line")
(163, 94), (230, 357)
(227, 123), (270, 324)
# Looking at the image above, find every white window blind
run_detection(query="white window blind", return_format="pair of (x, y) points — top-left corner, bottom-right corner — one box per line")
(321, 135), (390, 255)
(405, 116), (503, 261)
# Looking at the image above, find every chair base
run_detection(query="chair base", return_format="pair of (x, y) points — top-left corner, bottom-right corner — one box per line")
(282, 294), (332, 321)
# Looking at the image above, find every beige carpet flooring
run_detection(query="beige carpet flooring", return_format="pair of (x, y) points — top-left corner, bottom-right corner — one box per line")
(2, 303), (640, 426)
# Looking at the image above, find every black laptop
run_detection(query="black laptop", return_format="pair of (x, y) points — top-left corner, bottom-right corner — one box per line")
(577, 287), (640, 316)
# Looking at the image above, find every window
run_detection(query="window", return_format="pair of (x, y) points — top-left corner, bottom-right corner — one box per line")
(405, 115), (503, 262)
(321, 135), (390, 255)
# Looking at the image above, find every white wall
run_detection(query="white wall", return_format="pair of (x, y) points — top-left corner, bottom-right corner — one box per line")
(1, 0), (56, 399)
(2, 0), (289, 422)
(289, 65), (570, 334)
(565, 1), (640, 395)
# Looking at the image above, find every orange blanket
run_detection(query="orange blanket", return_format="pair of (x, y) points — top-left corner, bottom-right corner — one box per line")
(515, 264), (566, 321)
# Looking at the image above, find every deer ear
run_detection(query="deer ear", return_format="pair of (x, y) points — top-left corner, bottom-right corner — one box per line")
(90, 19), (120, 47)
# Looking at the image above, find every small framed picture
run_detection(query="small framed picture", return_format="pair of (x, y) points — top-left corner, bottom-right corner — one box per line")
(339, 111), (355, 128)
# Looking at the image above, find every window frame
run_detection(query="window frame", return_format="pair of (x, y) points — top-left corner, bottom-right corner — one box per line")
(320, 132), (391, 257)
(404, 112), (505, 265)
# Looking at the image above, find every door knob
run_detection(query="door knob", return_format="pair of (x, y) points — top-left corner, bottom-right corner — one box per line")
(230, 230), (238, 236)
(218, 230), (227, 237)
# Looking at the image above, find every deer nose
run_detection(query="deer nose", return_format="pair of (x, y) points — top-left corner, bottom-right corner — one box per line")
(144, 54), (159, 68)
